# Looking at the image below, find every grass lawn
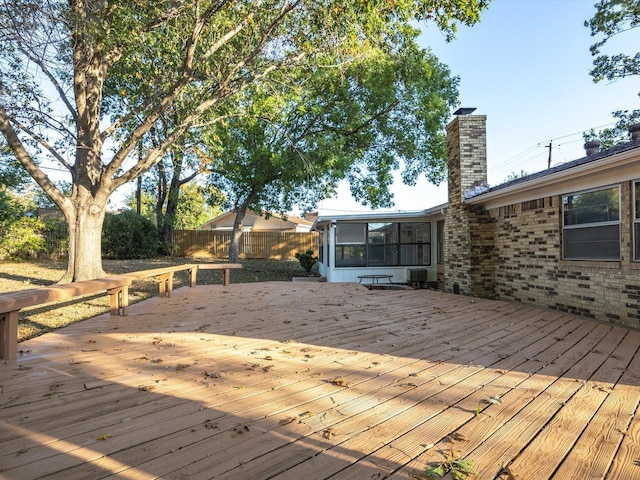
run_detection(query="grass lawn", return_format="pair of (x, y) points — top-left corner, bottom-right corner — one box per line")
(0, 258), (315, 342)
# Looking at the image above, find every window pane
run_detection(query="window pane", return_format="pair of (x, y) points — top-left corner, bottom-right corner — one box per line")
(336, 223), (365, 244)
(437, 220), (444, 264)
(368, 244), (398, 266)
(400, 223), (430, 243)
(400, 244), (430, 265)
(636, 181), (640, 261)
(368, 223), (397, 244)
(563, 225), (620, 260)
(563, 187), (619, 225)
(335, 245), (366, 267)
(636, 181), (640, 220)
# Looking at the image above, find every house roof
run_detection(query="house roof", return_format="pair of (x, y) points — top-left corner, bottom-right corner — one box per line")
(198, 209), (314, 230)
(466, 137), (640, 208)
(486, 138), (640, 195)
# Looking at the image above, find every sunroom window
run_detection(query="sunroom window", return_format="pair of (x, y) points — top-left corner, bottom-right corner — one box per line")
(334, 222), (430, 267)
(562, 185), (620, 261)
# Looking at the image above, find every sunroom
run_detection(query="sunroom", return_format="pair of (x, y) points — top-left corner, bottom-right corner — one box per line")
(312, 206), (446, 286)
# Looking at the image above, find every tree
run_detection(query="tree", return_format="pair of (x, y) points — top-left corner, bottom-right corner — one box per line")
(583, 109), (640, 148)
(206, 39), (459, 261)
(585, 0), (640, 146)
(0, 0), (488, 281)
(585, 0), (640, 84)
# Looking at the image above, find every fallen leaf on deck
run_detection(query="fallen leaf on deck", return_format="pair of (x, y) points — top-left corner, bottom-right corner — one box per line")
(175, 363), (190, 372)
(329, 376), (349, 387)
(204, 420), (219, 429)
(323, 428), (336, 439)
(397, 382), (418, 389)
(279, 417), (297, 425)
(97, 434), (112, 441)
(445, 432), (468, 443)
(68, 360), (90, 365)
(232, 423), (250, 436)
(481, 395), (502, 405)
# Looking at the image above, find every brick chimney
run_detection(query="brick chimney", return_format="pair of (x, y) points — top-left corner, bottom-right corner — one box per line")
(444, 109), (495, 298)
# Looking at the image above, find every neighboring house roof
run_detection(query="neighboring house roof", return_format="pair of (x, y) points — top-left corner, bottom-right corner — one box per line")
(197, 210), (314, 232)
(466, 138), (640, 209)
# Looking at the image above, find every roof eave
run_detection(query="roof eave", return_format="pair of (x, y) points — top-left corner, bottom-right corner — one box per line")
(466, 147), (640, 207)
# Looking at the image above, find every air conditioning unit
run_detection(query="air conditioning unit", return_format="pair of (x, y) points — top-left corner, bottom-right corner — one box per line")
(408, 269), (428, 282)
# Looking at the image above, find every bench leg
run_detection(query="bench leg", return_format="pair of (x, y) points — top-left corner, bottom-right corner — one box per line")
(188, 267), (198, 288)
(223, 268), (230, 286)
(158, 273), (174, 297)
(108, 286), (129, 316)
(0, 310), (19, 360)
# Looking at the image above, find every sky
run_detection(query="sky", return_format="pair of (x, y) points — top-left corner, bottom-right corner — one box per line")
(315, 0), (640, 216)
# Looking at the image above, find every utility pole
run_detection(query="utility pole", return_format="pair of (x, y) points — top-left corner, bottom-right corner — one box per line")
(546, 140), (553, 169)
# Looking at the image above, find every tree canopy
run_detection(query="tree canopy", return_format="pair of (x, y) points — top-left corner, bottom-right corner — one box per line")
(0, 0), (488, 280)
(203, 38), (459, 260)
(585, 0), (640, 146)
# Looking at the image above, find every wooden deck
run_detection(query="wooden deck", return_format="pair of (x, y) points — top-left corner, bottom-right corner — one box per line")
(1, 281), (639, 480)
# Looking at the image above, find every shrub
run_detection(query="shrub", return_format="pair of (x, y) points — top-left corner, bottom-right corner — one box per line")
(0, 216), (47, 260)
(102, 210), (159, 259)
(295, 249), (318, 272)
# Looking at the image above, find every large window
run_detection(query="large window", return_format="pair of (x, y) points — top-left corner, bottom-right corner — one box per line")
(562, 186), (620, 260)
(436, 220), (444, 265)
(335, 222), (430, 267)
(635, 181), (640, 261)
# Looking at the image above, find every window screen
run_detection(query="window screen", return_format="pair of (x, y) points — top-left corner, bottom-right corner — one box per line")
(562, 186), (620, 260)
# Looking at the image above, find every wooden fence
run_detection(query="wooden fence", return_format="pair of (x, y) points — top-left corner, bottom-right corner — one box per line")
(172, 230), (319, 260)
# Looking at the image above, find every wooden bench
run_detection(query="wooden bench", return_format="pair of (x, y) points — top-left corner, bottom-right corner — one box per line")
(0, 276), (132, 360)
(196, 263), (243, 287)
(0, 263), (243, 360)
(124, 264), (200, 298)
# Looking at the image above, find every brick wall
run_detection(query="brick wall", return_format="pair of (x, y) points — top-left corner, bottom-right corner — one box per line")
(488, 183), (640, 329)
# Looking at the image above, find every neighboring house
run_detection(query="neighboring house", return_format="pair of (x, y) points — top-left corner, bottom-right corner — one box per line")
(317, 111), (640, 329)
(197, 210), (313, 233)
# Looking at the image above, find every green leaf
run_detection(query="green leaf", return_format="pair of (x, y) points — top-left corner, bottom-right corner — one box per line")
(425, 464), (446, 478)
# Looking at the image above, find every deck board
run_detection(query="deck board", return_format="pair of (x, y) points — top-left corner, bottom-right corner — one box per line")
(1, 282), (639, 480)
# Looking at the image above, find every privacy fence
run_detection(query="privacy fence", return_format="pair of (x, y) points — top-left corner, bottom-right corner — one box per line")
(172, 230), (319, 260)
(40, 228), (319, 260)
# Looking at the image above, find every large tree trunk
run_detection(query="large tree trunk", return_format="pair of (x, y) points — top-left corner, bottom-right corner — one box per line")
(229, 204), (250, 263)
(60, 190), (108, 282)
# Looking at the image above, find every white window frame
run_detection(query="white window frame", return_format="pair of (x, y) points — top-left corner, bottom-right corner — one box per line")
(562, 184), (621, 261)
(634, 180), (640, 261)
